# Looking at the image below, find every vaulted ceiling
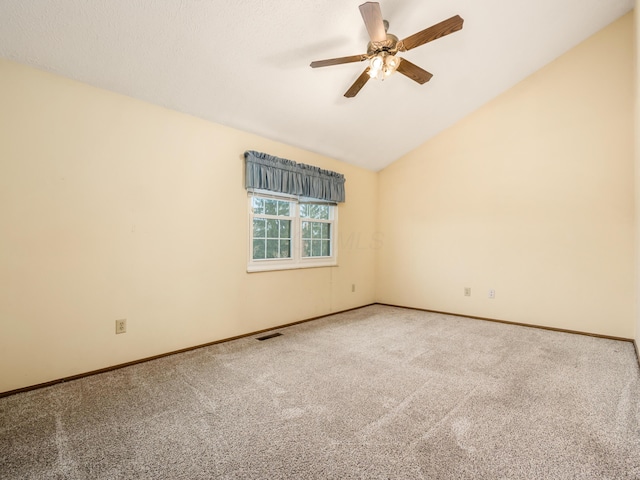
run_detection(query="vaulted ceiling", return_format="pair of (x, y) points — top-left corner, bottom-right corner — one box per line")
(0, 0), (634, 171)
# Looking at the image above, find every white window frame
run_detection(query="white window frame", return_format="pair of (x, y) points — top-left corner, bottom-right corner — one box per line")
(247, 190), (338, 272)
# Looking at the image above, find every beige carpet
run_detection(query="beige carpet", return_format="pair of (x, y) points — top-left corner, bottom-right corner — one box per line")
(2, 305), (639, 479)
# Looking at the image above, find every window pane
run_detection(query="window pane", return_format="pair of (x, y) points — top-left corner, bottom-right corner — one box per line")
(278, 201), (290, 216)
(252, 197), (265, 215)
(317, 205), (329, 220)
(300, 204), (309, 218)
(266, 239), (280, 259)
(265, 199), (278, 215)
(302, 240), (311, 257)
(321, 240), (330, 256)
(253, 219), (266, 238)
(312, 222), (322, 239)
(321, 223), (330, 239)
(280, 240), (291, 258)
(300, 204), (316, 218)
(302, 221), (311, 239)
(253, 239), (266, 259)
(280, 220), (291, 238)
(300, 204), (329, 219)
(311, 240), (321, 256)
(266, 219), (279, 238)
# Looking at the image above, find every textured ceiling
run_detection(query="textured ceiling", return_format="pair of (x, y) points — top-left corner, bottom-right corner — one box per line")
(0, 0), (634, 171)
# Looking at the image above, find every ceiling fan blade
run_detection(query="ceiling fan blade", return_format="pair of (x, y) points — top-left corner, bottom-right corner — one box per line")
(399, 15), (464, 52)
(359, 2), (387, 43)
(344, 68), (371, 98)
(310, 55), (367, 68)
(396, 58), (433, 84)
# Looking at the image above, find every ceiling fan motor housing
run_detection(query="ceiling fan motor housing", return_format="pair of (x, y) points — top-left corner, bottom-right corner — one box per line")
(366, 33), (400, 57)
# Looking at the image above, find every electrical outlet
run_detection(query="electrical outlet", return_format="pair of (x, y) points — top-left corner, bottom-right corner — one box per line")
(464, 287), (471, 297)
(352, 284), (356, 293)
(488, 289), (496, 299)
(115, 319), (127, 334)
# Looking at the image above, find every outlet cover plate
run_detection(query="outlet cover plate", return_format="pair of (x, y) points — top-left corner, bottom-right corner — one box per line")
(116, 319), (127, 334)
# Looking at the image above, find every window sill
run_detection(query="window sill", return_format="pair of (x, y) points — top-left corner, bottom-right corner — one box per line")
(247, 260), (338, 273)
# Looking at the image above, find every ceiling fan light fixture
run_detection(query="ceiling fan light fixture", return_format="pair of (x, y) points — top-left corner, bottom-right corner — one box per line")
(368, 54), (382, 78)
(384, 55), (399, 76)
(370, 53), (396, 80)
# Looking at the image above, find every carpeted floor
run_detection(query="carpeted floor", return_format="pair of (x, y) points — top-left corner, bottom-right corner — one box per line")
(2, 305), (640, 479)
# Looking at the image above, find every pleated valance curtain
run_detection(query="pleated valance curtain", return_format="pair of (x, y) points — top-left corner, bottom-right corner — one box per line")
(244, 151), (345, 203)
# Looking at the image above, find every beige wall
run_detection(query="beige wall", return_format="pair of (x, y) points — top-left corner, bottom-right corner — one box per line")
(0, 59), (378, 393)
(377, 13), (635, 338)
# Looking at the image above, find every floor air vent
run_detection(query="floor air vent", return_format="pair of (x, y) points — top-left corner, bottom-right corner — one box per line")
(256, 333), (282, 341)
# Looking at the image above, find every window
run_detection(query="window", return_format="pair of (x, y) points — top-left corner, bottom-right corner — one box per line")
(248, 192), (337, 272)
(251, 197), (292, 260)
(301, 204), (332, 258)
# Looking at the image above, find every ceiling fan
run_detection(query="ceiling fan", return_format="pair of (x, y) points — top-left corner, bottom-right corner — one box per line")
(310, 2), (464, 98)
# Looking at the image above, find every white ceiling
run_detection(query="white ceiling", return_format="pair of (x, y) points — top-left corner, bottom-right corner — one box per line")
(0, 0), (634, 171)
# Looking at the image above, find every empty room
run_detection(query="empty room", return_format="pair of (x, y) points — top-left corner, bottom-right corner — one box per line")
(1, 0), (639, 478)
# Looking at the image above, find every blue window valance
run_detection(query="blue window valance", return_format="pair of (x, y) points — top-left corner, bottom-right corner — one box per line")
(245, 151), (345, 203)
